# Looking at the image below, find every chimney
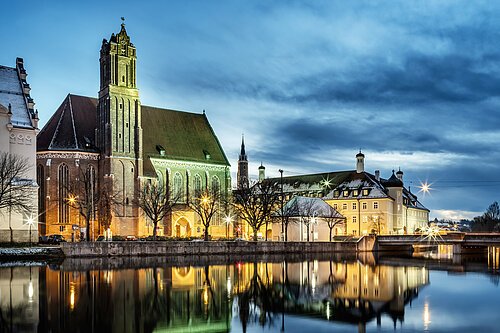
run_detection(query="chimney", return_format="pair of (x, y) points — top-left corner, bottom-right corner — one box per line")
(356, 150), (365, 173)
(375, 170), (380, 181)
(258, 163), (265, 181)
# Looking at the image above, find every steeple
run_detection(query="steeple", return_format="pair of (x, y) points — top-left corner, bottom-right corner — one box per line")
(99, 18), (137, 90)
(356, 150), (365, 173)
(239, 135), (247, 161)
(237, 134), (249, 190)
(97, 21), (143, 222)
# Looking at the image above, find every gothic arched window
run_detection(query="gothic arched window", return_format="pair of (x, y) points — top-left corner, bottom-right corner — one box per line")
(37, 164), (45, 220)
(173, 172), (183, 199)
(58, 164), (69, 224)
(87, 165), (96, 219)
(211, 175), (220, 193)
(194, 174), (202, 197)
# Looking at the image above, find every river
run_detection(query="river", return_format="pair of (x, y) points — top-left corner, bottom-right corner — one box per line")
(0, 247), (499, 332)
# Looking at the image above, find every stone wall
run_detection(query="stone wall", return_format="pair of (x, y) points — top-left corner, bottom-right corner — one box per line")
(62, 236), (376, 258)
(0, 229), (38, 243)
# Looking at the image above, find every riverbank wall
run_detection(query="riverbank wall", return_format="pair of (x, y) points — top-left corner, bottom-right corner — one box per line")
(62, 236), (377, 258)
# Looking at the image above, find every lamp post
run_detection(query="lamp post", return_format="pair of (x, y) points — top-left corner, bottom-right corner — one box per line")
(279, 169), (284, 241)
(224, 215), (232, 239)
(26, 215), (35, 247)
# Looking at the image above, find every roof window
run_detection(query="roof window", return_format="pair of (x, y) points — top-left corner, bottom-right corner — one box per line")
(203, 150), (211, 160)
(156, 145), (166, 156)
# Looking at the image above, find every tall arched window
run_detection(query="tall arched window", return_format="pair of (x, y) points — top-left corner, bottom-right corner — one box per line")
(37, 164), (45, 226)
(87, 165), (96, 219)
(156, 171), (164, 189)
(194, 174), (202, 197)
(58, 164), (69, 224)
(211, 175), (220, 193)
(173, 172), (183, 199)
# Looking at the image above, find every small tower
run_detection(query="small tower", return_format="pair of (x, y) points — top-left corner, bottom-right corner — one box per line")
(237, 135), (249, 190)
(356, 150), (365, 173)
(396, 168), (404, 183)
(258, 163), (265, 181)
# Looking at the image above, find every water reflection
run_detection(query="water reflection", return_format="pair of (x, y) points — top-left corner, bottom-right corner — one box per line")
(0, 267), (38, 332)
(0, 247), (498, 332)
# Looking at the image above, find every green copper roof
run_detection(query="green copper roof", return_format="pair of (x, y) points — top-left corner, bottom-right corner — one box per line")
(141, 106), (230, 166)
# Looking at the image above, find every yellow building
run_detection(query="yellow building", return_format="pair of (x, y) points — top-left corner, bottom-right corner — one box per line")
(324, 152), (429, 235)
(247, 151), (429, 239)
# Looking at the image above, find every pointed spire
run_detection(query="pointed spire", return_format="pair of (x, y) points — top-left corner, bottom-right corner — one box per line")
(239, 134), (247, 159)
(120, 17), (126, 31)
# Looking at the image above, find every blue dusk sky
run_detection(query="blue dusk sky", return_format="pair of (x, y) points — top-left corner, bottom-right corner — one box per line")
(1, 0), (500, 220)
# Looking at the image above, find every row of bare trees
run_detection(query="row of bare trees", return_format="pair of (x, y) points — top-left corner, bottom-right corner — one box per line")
(137, 178), (346, 242)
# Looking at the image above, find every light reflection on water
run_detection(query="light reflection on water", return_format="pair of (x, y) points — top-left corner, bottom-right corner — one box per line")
(0, 248), (498, 333)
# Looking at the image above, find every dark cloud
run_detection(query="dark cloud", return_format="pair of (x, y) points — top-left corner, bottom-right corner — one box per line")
(4, 0), (500, 218)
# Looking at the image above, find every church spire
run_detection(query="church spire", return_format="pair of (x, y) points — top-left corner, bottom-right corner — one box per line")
(237, 134), (249, 190)
(239, 134), (247, 161)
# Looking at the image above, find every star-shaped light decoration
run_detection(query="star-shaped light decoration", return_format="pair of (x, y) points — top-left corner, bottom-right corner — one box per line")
(320, 176), (333, 190)
(417, 181), (433, 196)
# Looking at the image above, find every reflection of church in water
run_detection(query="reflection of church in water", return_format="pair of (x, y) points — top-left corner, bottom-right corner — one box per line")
(15, 260), (429, 332)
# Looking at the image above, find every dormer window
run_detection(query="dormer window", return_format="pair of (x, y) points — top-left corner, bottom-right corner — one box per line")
(353, 190), (359, 197)
(362, 189), (369, 196)
(156, 145), (166, 156)
(203, 150), (211, 160)
(343, 190), (349, 197)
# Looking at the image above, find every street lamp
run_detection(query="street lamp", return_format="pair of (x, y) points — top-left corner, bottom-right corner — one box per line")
(67, 195), (77, 205)
(224, 215), (233, 239)
(26, 215), (36, 247)
(279, 169), (284, 241)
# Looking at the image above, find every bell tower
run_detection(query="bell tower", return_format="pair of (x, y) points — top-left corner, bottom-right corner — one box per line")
(237, 135), (249, 190)
(97, 19), (143, 233)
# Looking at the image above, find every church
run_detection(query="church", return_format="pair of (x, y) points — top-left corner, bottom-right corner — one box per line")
(37, 23), (231, 240)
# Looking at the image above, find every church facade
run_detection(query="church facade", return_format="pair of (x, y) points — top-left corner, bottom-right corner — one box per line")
(37, 24), (230, 240)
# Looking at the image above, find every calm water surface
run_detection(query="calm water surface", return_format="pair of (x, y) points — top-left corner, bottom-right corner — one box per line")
(1, 248), (499, 333)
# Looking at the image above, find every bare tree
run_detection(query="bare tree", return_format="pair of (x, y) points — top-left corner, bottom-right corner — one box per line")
(325, 216), (345, 241)
(273, 195), (298, 242)
(137, 180), (179, 240)
(0, 152), (35, 214)
(97, 177), (114, 236)
(189, 187), (221, 241)
(297, 198), (318, 242)
(66, 166), (99, 241)
(369, 215), (384, 235)
(232, 180), (280, 241)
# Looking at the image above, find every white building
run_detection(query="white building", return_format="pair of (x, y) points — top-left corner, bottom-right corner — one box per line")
(0, 58), (39, 242)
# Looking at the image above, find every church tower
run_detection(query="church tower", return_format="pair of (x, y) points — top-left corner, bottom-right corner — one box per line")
(237, 135), (249, 190)
(97, 20), (143, 233)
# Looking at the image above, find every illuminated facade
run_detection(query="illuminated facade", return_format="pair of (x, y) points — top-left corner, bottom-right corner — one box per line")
(0, 58), (39, 242)
(255, 151), (429, 237)
(323, 152), (429, 235)
(36, 23), (231, 239)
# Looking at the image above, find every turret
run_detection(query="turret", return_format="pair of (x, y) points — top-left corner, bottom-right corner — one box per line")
(396, 168), (404, 183)
(356, 150), (365, 173)
(258, 163), (265, 181)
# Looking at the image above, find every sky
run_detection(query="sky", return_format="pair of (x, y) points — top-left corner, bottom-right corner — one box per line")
(1, 0), (500, 220)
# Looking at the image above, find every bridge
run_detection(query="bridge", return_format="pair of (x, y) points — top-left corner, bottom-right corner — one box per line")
(375, 233), (500, 254)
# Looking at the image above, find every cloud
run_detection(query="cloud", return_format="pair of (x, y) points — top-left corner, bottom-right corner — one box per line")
(432, 210), (482, 221)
